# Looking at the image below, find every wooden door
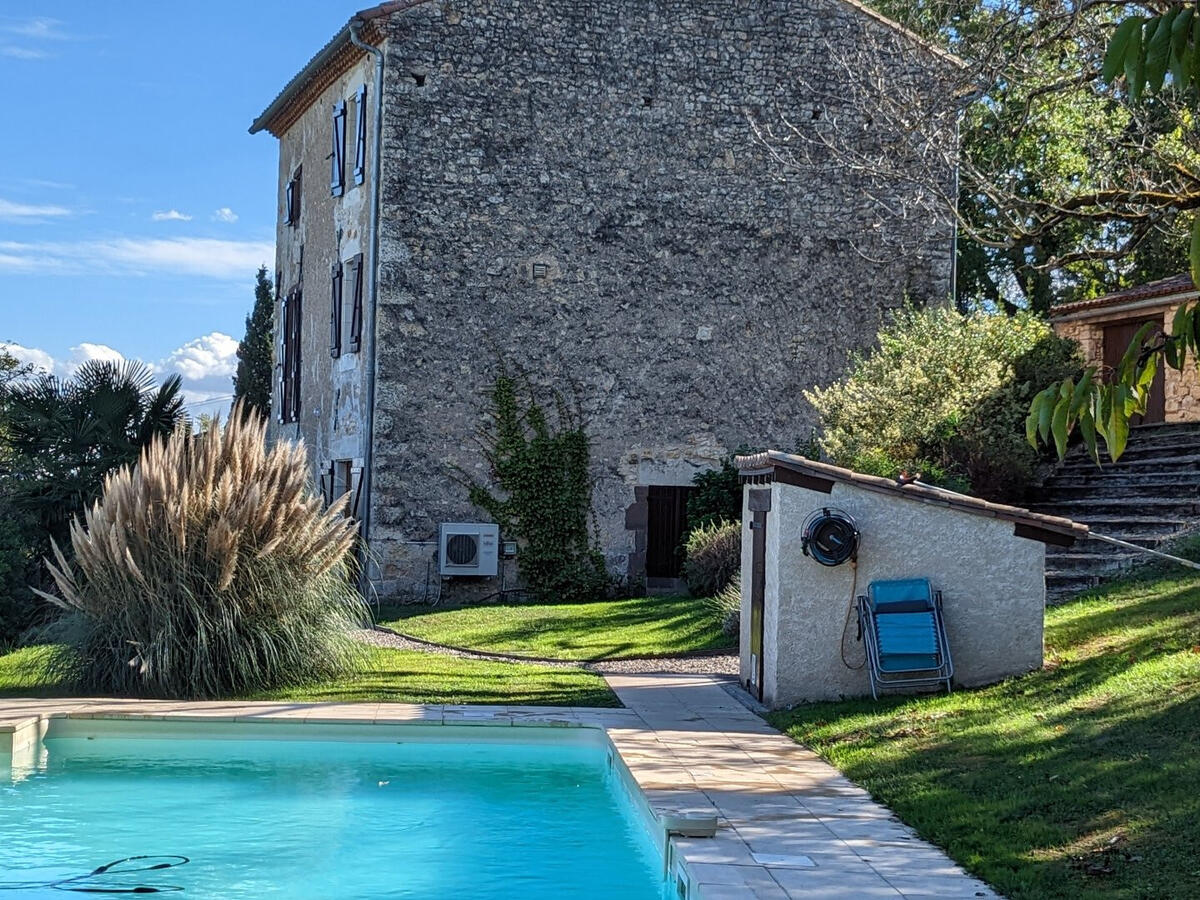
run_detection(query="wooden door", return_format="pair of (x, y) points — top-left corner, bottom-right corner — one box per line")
(1103, 319), (1166, 425)
(646, 486), (691, 578)
(749, 508), (767, 702)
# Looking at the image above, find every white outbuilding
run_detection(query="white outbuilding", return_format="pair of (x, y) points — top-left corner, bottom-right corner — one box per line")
(735, 452), (1087, 708)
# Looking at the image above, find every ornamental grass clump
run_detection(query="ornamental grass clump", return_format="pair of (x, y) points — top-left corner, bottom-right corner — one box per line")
(36, 405), (367, 699)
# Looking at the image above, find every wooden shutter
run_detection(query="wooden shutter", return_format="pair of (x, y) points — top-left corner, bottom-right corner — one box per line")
(330, 260), (344, 358)
(291, 167), (302, 224)
(292, 287), (303, 421)
(349, 253), (364, 353)
(278, 292), (289, 423)
(354, 84), (367, 185)
(331, 101), (346, 197)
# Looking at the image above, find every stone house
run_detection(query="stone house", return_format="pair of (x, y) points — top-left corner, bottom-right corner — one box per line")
(1051, 273), (1200, 424)
(250, 0), (959, 601)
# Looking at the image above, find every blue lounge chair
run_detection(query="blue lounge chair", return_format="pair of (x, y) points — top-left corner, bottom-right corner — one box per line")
(856, 578), (953, 699)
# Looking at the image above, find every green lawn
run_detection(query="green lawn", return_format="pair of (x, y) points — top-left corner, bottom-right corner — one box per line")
(379, 595), (733, 661)
(769, 564), (1200, 900)
(0, 644), (618, 707)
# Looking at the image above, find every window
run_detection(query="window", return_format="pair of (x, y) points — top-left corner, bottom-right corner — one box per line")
(279, 287), (302, 424)
(348, 253), (364, 353)
(331, 101), (346, 197)
(283, 167), (301, 226)
(330, 260), (344, 358)
(354, 84), (367, 185)
(321, 459), (362, 518)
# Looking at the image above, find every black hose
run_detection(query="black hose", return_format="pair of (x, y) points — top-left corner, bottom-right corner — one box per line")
(0, 855), (189, 894)
(802, 508), (860, 567)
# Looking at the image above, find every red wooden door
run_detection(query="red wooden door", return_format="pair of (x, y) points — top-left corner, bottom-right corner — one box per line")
(1103, 319), (1166, 425)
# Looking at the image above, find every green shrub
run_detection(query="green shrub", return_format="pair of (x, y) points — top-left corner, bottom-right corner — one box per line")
(705, 576), (741, 637)
(687, 458), (742, 532)
(0, 504), (38, 648)
(807, 308), (1081, 501)
(683, 520), (742, 597)
(466, 375), (608, 603)
(36, 407), (367, 699)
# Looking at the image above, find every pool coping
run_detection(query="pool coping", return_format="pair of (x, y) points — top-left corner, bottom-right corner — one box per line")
(1, 677), (1001, 900)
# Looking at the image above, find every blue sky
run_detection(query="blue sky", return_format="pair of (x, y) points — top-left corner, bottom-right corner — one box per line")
(0, 2), (345, 414)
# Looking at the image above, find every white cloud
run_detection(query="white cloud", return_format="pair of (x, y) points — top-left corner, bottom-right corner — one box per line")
(0, 237), (274, 280)
(160, 332), (239, 383)
(2, 342), (55, 373)
(4, 18), (71, 40)
(212, 207), (239, 223)
(0, 198), (71, 221)
(0, 45), (47, 59)
(2, 333), (241, 418)
(151, 209), (192, 222)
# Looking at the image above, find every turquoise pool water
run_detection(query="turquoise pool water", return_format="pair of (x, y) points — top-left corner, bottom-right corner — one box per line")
(0, 723), (665, 898)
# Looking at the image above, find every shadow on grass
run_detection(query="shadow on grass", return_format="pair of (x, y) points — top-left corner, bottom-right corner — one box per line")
(769, 580), (1200, 900)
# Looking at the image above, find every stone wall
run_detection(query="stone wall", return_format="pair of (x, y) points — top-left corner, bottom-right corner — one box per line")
(1054, 302), (1200, 424)
(269, 53), (378, 497)
(366, 0), (957, 599)
(740, 478), (1046, 707)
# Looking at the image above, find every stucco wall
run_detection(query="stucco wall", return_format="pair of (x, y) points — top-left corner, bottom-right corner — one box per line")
(364, 0), (957, 599)
(270, 51), (379, 495)
(742, 479), (1046, 707)
(1054, 303), (1200, 424)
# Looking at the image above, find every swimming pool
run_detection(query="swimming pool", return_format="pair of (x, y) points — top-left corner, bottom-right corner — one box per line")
(0, 719), (667, 898)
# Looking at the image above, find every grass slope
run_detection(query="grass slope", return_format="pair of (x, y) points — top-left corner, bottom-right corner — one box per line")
(770, 566), (1200, 900)
(0, 645), (617, 707)
(380, 595), (733, 661)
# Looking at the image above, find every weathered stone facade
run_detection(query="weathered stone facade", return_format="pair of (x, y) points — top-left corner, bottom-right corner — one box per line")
(255, 0), (957, 601)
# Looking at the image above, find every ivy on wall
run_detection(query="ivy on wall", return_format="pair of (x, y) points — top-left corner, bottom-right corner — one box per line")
(465, 375), (607, 603)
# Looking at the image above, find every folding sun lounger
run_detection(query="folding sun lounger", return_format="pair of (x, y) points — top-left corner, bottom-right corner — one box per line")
(856, 577), (953, 699)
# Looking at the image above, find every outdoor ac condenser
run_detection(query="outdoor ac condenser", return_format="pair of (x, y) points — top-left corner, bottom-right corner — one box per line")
(438, 523), (500, 577)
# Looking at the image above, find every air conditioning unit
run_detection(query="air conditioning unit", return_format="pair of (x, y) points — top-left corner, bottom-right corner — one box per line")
(438, 523), (500, 577)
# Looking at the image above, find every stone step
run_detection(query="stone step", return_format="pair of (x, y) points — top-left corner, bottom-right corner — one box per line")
(1043, 472), (1200, 489)
(1055, 515), (1189, 537)
(1055, 454), (1200, 475)
(1029, 497), (1200, 519)
(1046, 572), (1106, 602)
(1038, 482), (1200, 501)
(1043, 551), (1144, 573)
(1050, 533), (1166, 554)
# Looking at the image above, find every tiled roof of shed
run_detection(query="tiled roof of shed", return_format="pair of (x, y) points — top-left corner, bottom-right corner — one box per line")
(1049, 273), (1198, 320)
(736, 450), (1088, 544)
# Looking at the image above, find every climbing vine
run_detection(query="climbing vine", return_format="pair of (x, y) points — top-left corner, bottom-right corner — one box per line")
(465, 375), (607, 603)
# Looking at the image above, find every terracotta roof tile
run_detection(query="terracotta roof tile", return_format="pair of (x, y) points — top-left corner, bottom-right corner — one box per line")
(1049, 272), (1197, 319)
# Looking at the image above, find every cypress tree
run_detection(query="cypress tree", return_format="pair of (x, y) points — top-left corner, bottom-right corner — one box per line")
(233, 266), (274, 417)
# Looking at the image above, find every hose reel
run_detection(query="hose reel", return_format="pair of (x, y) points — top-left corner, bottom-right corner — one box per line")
(801, 507), (860, 567)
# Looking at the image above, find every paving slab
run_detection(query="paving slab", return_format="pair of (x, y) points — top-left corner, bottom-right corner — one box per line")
(603, 673), (999, 900)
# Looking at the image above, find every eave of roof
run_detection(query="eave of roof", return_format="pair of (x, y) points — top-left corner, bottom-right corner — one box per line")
(249, 2), (431, 138)
(736, 450), (1088, 545)
(1049, 273), (1198, 322)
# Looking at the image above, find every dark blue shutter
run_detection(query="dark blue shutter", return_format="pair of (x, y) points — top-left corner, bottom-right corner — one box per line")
(330, 261), (344, 358)
(354, 84), (367, 185)
(331, 102), (346, 197)
(349, 254), (364, 352)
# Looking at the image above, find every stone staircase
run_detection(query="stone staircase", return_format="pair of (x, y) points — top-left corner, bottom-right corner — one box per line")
(1030, 422), (1200, 602)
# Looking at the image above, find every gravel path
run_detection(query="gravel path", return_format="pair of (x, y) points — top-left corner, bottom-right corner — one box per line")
(357, 627), (738, 675)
